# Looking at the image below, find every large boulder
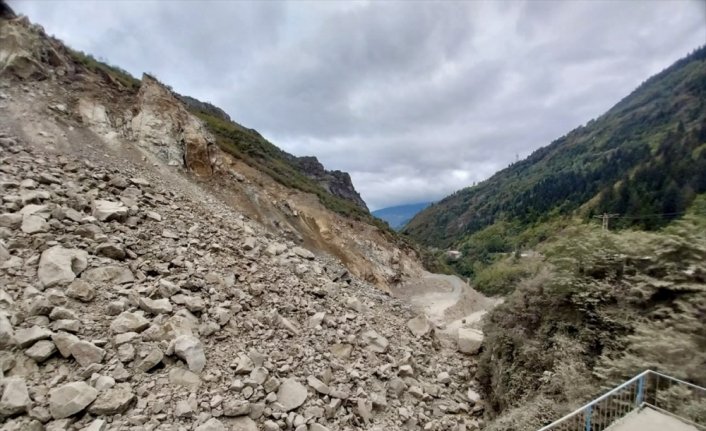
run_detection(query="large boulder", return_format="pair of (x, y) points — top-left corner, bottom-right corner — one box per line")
(37, 246), (88, 287)
(457, 327), (484, 355)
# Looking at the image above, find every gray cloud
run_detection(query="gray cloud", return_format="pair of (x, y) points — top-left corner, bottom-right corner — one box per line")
(10, 0), (706, 210)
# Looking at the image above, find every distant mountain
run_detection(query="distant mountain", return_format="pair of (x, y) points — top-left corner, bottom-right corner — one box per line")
(373, 202), (431, 229)
(405, 46), (706, 277)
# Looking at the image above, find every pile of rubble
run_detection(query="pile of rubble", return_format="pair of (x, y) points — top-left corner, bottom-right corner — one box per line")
(0, 131), (484, 431)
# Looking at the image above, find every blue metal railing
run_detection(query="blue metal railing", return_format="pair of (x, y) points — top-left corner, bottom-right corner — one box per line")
(537, 370), (706, 431)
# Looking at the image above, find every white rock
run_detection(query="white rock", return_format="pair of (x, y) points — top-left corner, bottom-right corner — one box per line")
(37, 246), (88, 288)
(82, 265), (134, 284)
(21, 214), (49, 234)
(170, 335), (206, 372)
(110, 312), (149, 333)
(0, 313), (14, 347)
(360, 330), (388, 353)
(66, 280), (95, 302)
(81, 419), (107, 431)
(457, 327), (484, 355)
(14, 325), (52, 347)
(276, 378), (307, 411)
(48, 381), (98, 419)
(69, 340), (106, 367)
(292, 246), (315, 260)
(138, 297), (172, 314)
(407, 315), (431, 337)
(91, 200), (128, 222)
(25, 339), (56, 362)
(52, 332), (79, 358)
(0, 378), (31, 415)
(87, 383), (135, 415)
(196, 418), (226, 431)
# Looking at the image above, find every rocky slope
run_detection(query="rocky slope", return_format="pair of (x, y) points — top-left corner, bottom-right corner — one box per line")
(0, 7), (495, 431)
(0, 10), (425, 290)
(0, 131), (484, 431)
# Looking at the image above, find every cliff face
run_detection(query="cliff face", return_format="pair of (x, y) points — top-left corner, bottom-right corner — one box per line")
(293, 156), (369, 212)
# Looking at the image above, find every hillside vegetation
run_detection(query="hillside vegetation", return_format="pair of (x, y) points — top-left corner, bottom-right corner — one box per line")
(404, 47), (706, 284)
(478, 197), (706, 430)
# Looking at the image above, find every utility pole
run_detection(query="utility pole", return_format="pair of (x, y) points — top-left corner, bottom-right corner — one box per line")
(594, 213), (619, 231)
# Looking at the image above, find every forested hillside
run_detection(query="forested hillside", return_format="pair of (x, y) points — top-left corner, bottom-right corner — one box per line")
(478, 197), (706, 430)
(404, 47), (706, 281)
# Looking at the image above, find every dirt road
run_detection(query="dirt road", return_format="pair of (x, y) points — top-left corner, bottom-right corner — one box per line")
(392, 272), (501, 347)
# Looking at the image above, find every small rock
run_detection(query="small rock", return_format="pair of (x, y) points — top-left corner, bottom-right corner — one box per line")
(360, 330), (388, 353)
(135, 345), (163, 372)
(138, 297), (172, 314)
(87, 383), (135, 415)
(14, 326), (52, 347)
(38, 246), (88, 287)
(95, 242), (126, 260)
(66, 280), (95, 302)
(407, 315), (431, 337)
(276, 378), (307, 412)
(21, 214), (49, 234)
(292, 246), (315, 260)
(223, 399), (251, 416)
(110, 312), (149, 333)
(70, 340), (106, 367)
(0, 378), (31, 415)
(25, 339), (56, 362)
(196, 418), (226, 431)
(48, 381), (98, 419)
(52, 332), (79, 358)
(170, 335), (206, 372)
(91, 200), (128, 222)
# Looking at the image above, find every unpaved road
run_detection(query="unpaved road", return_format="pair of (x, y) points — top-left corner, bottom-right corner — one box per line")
(392, 272), (501, 347)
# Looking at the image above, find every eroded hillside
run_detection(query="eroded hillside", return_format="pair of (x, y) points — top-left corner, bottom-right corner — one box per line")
(0, 12), (425, 290)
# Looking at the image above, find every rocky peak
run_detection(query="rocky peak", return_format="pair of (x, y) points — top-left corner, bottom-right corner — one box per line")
(293, 156), (369, 212)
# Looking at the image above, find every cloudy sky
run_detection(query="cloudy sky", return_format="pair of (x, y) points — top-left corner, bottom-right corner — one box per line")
(10, 1), (706, 210)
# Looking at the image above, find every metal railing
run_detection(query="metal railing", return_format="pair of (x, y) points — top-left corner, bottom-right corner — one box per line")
(537, 370), (706, 431)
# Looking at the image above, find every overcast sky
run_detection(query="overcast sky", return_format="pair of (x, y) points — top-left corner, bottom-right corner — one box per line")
(10, 1), (706, 210)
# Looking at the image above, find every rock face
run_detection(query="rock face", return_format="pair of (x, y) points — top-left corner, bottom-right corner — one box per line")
(292, 156), (369, 212)
(131, 74), (215, 177)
